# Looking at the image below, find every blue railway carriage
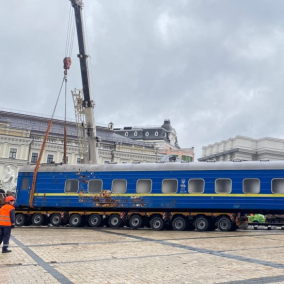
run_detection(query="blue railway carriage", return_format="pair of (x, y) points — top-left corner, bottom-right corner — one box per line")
(13, 161), (284, 231)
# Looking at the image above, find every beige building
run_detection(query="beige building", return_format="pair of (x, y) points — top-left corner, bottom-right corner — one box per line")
(199, 135), (284, 162)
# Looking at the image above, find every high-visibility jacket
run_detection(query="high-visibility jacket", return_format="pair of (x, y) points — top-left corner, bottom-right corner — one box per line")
(0, 204), (15, 227)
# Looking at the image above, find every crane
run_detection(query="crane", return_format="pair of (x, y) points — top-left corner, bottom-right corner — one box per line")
(28, 0), (98, 208)
(70, 0), (98, 164)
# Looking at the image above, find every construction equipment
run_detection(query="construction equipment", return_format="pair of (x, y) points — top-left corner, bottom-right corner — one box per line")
(70, 0), (98, 164)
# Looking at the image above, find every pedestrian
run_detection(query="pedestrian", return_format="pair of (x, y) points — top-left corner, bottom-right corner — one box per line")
(0, 196), (16, 253)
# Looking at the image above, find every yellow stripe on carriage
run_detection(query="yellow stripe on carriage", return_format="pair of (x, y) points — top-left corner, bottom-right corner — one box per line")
(34, 193), (284, 197)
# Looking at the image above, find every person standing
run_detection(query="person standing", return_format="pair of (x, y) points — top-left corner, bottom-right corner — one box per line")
(0, 196), (16, 253)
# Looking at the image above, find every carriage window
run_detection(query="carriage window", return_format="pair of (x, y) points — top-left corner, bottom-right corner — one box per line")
(112, 179), (127, 194)
(243, 179), (260, 194)
(89, 179), (103, 194)
(215, 179), (232, 194)
(21, 178), (30, 190)
(65, 180), (79, 193)
(272, 179), (284, 194)
(162, 179), (178, 193)
(188, 179), (204, 193)
(136, 179), (152, 193)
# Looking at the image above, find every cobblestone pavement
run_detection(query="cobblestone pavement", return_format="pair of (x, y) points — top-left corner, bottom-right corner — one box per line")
(1, 227), (284, 284)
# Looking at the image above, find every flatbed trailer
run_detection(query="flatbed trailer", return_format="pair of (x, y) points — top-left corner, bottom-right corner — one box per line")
(13, 209), (248, 231)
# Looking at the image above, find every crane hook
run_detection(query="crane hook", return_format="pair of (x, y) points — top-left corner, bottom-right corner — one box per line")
(63, 57), (72, 75)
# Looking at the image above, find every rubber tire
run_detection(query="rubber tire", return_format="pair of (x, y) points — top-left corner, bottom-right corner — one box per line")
(129, 215), (143, 229)
(88, 214), (102, 227)
(172, 216), (188, 231)
(32, 213), (44, 226)
(50, 213), (62, 227)
(108, 214), (122, 228)
(69, 214), (82, 227)
(15, 213), (26, 227)
(194, 216), (209, 232)
(218, 217), (233, 232)
(150, 216), (165, 231)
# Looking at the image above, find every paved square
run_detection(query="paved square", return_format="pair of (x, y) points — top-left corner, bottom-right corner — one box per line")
(1, 227), (284, 283)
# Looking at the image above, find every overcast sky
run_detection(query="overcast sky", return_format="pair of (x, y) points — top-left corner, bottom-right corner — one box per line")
(1, 0), (284, 160)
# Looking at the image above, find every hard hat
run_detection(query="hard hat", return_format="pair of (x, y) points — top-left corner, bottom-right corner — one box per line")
(5, 196), (15, 202)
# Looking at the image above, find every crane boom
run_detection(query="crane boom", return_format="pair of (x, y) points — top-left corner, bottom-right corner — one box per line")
(70, 0), (98, 164)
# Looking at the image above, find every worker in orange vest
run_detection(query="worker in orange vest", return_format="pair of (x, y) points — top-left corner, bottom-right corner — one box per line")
(0, 196), (16, 253)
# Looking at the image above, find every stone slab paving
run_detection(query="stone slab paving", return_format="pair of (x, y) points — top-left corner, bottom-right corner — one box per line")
(1, 227), (284, 283)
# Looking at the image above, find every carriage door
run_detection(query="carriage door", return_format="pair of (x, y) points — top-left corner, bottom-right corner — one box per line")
(16, 177), (31, 206)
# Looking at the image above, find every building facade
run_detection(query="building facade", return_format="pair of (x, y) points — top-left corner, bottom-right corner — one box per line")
(114, 119), (195, 162)
(199, 135), (284, 162)
(0, 110), (157, 192)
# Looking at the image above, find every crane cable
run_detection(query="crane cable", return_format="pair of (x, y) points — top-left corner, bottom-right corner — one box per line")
(65, 3), (76, 58)
(29, 77), (66, 208)
(30, 4), (75, 208)
(63, 73), (68, 164)
(63, 2), (75, 163)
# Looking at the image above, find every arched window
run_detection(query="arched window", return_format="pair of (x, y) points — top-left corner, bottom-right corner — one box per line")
(155, 131), (158, 136)
(125, 132), (128, 137)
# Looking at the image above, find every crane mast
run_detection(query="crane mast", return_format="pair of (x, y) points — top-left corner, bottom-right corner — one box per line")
(70, 0), (98, 164)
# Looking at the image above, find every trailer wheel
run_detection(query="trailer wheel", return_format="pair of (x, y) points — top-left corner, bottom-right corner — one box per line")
(32, 213), (44, 226)
(129, 215), (143, 229)
(217, 216), (233, 232)
(108, 214), (122, 228)
(50, 213), (62, 227)
(69, 214), (82, 227)
(15, 214), (26, 227)
(172, 216), (188, 231)
(88, 214), (102, 227)
(194, 216), (209, 232)
(150, 216), (164, 231)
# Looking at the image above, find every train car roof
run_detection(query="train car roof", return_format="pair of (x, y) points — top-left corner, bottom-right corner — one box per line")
(18, 161), (284, 173)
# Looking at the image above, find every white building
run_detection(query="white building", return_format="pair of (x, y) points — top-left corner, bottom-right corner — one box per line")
(199, 135), (284, 162)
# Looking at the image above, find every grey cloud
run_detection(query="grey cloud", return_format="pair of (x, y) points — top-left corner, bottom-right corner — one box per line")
(2, 0), (284, 159)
